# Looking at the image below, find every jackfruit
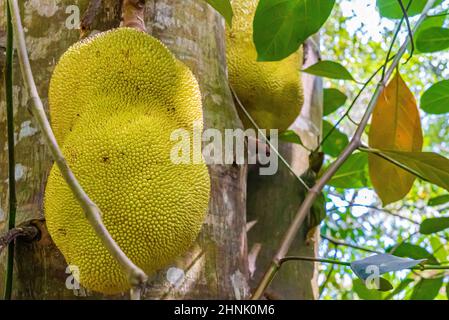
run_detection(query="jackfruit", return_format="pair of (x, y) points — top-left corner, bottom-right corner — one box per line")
(45, 28), (210, 294)
(226, 0), (304, 133)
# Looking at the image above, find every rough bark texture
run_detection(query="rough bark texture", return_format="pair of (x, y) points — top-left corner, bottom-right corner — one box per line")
(247, 38), (322, 300)
(142, 0), (249, 300)
(0, 0), (248, 299)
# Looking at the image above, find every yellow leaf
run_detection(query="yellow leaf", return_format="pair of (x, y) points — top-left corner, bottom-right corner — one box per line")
(368, 72), (423, 205)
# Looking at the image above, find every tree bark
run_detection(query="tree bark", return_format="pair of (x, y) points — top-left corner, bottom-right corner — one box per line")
(246, 38), (323, 300)
(0, 0), (248, 299)
(142, 0), (249, 300)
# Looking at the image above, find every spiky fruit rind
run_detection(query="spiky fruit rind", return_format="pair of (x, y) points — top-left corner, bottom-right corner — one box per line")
(45, 28), (210, 294)
(226, 0), (303, 132)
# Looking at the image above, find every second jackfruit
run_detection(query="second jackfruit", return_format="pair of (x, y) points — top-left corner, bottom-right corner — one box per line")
(226, 0), (304, 133)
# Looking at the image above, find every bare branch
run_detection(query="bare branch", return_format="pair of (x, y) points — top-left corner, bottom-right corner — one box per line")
(7, 0), (148, 297)
(330, 203), (420, 225)
(280, 256), (449, 271)
(0, 226), (40, 254)
(321, 234), (382, 254)
(121, 0), (146, 32)
(251, 0), (438, 300)
(280, 256), (351, 267)
(398, 0), (415, 64)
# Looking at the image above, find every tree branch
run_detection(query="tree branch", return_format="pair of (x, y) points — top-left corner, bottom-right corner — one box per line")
(7, 0), (148, 297)
(0, 226), (40, 254)
(231, 85), (311, 191)
(281, 256), (351, 267)
(319, 55), (395, 148)
(251, 0), (438, 300)
(121, 0), (146, 32)
(330, 203), (420, 225)
(382, 0), (411, 80)
(321, 234), (382, 254)
(280, 255), (449, 271)
(398, 0), (415, 63)
(79, 0), (102, 38)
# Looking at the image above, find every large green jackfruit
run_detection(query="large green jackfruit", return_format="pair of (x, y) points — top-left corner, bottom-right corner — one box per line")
(45, 28), (210, 294)
(226, 0), (304, 132)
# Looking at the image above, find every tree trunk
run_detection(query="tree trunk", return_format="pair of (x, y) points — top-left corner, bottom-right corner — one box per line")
(0, 0), (248, 299)
(246, 38), (323, 300)
(142, 0), (249, 300)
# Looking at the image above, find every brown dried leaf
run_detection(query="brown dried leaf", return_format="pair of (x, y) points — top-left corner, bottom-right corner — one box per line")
(368, 72), (423, 205)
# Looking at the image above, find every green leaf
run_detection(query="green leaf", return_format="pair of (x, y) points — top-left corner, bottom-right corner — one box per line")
(421, 80), (449, 114)
(446, 282), (449, 299)
(378, 278), (394, 292)
(279, 130), (303, 145)
(384, 278), (414, 300)
(410, 277), (444, 300)
(387, 243), (439, 265)
(377, 0), (443, 19)
(370, 150), (449, 193)
(253, 0), (335, 61)
(323, 88), (347, 116)
(420, 217), (449, 235)
(328, 153), (370, 189)
(429, 236), (449, 262)
(322, 121), (349, 157)
(428, 194), (449, 206)
(413, 13), (447, 54)
(302, 60), (355, 81)
(416, 27), (449, 53)
(352, 279), (386, 300)
(205, 0), (233, 26)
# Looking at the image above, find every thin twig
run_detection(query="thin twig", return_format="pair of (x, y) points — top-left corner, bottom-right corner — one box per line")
(382, 0), (412, 80)
(318, 245), (338, 298)
(327, 191), (421, 224)
(231, 85), (310, 191)
(321, 234), (382, 254)
(4, 1), (16, 301)
(319, 55), (396, 149)
(330, 203), (420, 225)
(428, 11), (449, 17)
(397, 0), (414, 64)
(359, 146), (429, 182)
(279, 255), (449, 271)
(281, 256), (351, 267)
(389, 232), (418, 256)
(251, 0), (437, 300)
(0, 226), (40, 254)
(7, 0), (148, 296)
